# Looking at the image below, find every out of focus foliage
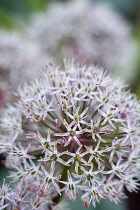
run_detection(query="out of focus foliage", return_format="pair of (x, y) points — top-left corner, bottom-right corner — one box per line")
(0, 9), (15, 29)
(0, 0), (48, 15)
(0, 0), (50, 29)
(0, 0), (69, 15)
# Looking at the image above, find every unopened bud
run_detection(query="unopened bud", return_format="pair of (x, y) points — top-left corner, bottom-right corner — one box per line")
(53, 119), (61, 127)
(57, 137), (67, 146)
(81, 196), (90, 208)
(50, 187), (59, 197)
(25, 132), (37, 140)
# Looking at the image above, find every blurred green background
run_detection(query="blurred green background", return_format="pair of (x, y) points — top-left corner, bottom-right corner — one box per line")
(0, 0), (140, 209)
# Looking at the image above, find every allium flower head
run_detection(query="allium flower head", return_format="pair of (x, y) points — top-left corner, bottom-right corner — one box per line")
(0, 59), (140, 209)
(25, 0), (137, 81)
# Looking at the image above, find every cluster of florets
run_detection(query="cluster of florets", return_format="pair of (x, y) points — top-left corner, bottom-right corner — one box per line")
(0, 30), (50, 106)
(0, 59), (140, 209)
(25, 0), (136, 81)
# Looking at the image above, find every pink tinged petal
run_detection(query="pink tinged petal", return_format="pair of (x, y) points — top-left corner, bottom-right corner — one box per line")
(54, 132), (70, 137)
(73, 136), (82, 147)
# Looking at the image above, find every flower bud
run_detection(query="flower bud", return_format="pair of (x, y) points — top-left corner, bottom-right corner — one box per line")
(81, 196), (90, 208)
(25, 132), (37, 140)
(53, 119), (61, 127)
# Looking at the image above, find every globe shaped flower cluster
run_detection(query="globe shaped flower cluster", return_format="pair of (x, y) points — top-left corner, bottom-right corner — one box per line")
(0, 60), (140, 209)
(25, 0), (136, 81)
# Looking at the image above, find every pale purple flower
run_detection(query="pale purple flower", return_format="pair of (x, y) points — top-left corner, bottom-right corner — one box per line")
(60, 171), (83, 201)
(0, 59), (140, 208)
(25, 0), (137, 81)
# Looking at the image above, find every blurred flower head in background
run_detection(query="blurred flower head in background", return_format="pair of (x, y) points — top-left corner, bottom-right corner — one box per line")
(0, 59), (140, 209)
(25, 0), (137, 82)
(0, 30), (51, 106)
